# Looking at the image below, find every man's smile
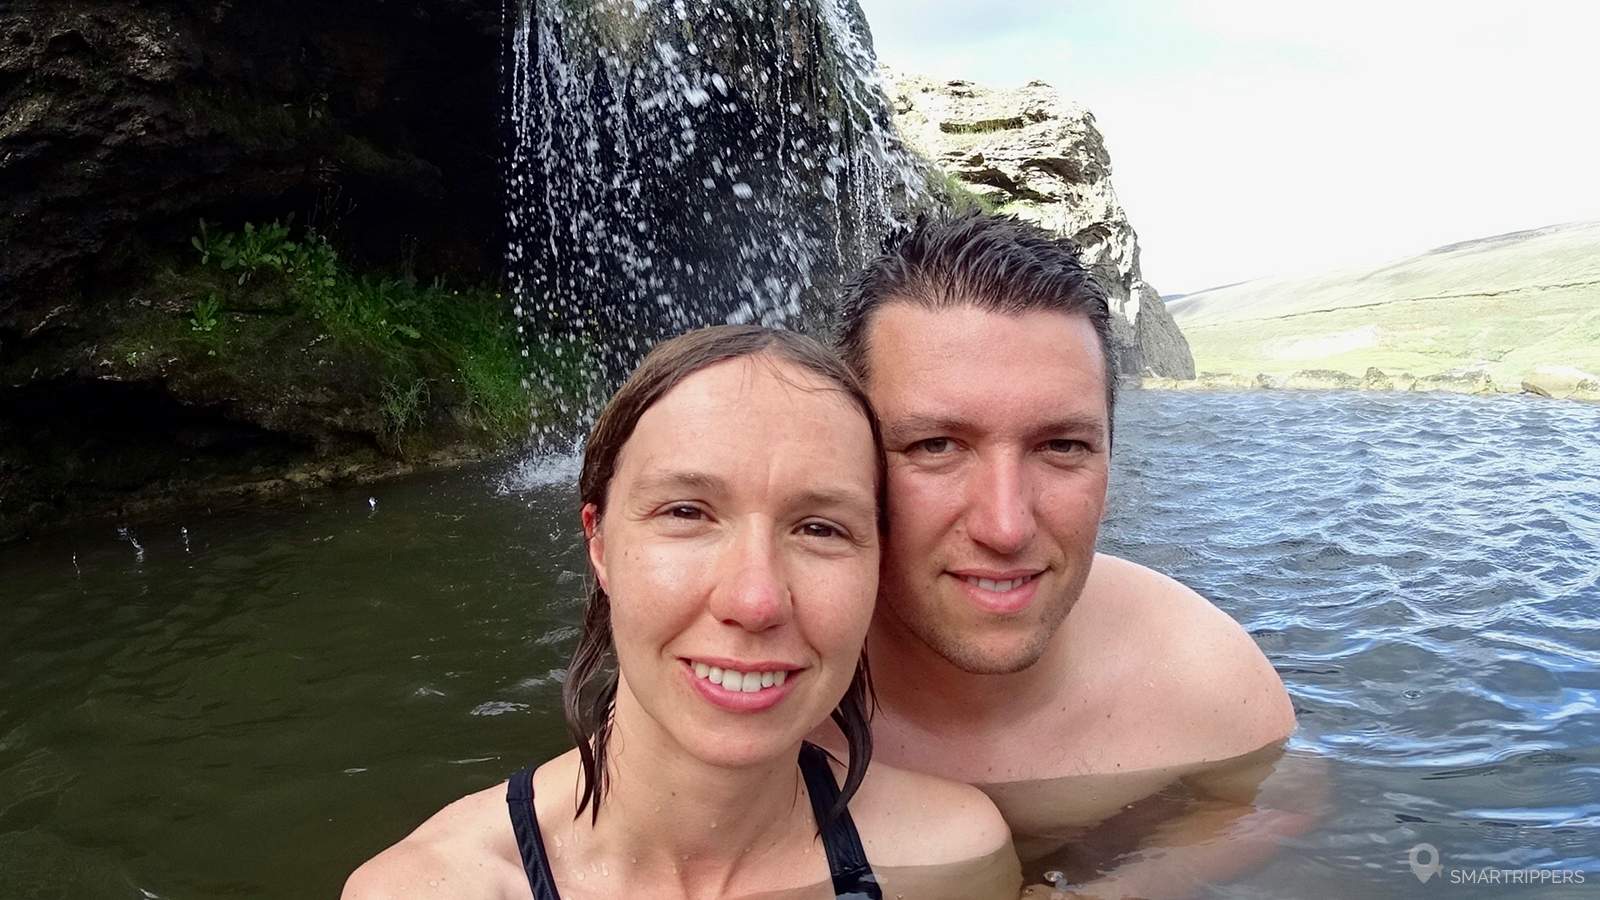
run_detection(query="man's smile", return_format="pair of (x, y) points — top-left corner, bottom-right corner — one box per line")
(951, 568), (1044, 592)
(948, 568), (1045, 615)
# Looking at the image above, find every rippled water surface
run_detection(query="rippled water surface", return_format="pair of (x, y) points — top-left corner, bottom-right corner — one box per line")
(3, 389), (1598, 898)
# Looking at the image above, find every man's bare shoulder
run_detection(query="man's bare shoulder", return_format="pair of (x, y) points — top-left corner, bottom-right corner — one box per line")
(1079, 553), (1296, 762)
(847, 758), (1012, 868)
(341, 782), (520, 900)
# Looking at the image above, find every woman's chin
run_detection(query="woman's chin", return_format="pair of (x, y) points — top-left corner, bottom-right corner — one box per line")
(669, 721), (811, 771)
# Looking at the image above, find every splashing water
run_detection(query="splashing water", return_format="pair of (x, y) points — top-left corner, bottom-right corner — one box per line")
(504, 0), (925, 448)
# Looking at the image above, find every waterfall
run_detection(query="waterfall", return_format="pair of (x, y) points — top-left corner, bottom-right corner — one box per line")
(503, 0), (924, 425)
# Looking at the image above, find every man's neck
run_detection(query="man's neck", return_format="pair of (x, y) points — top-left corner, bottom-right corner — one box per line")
(866, 610), (1074, 734)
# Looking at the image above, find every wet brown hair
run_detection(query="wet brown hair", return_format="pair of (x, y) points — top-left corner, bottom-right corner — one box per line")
(836, 208), (1119, 442)
(565, 323), (884, 825)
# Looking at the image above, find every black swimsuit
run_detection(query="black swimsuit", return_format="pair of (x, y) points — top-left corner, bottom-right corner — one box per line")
(506, 742), (882, 899)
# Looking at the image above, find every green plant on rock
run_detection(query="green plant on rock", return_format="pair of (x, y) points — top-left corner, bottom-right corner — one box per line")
(190, 219), (217, 265)
(180, 219), (594, 450)
(319, 276), (425, 343)
(937, 170), (997, 214)
(189, 293), (222, 333)
(193, 218), (298, 285)
(379, 377), (430, 437)
(285, 232), (340, 305)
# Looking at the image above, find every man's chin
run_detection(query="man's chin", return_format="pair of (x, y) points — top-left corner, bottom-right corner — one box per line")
(945, 643), (1051, 676)
(920, 624), (1054, 675)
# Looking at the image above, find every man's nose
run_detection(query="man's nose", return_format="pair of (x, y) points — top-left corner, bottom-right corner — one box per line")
(966, 454), (1037, 555)
(707, 524), (789, 631)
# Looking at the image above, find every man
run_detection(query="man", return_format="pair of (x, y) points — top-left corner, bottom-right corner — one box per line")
(831, 211), (1318, 897)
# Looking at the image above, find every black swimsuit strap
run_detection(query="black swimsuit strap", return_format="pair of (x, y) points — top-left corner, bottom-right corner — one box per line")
(505, 766), (561, 900)
(798, 742), (884, 899)
(506, 747), (881, 900)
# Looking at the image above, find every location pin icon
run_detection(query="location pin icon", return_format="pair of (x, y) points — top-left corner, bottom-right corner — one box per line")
(1408, 843), (1443, 883)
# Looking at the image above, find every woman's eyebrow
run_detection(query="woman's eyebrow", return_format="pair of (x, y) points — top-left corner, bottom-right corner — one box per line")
(633, 470), (873, 515)
(631, 469), (728, 496)
(789, 487), (876, 518)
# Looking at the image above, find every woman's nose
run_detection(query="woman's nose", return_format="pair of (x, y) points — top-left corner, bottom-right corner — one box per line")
(706, 525), (789, 631)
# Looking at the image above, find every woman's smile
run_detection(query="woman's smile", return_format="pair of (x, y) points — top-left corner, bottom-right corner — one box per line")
(681, 657), (804, 712)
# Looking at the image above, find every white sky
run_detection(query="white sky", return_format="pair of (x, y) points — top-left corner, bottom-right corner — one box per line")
(857, 0), (1600, 293)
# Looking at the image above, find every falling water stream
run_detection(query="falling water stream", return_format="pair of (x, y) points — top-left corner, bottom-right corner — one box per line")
(503, 0), (924, 424)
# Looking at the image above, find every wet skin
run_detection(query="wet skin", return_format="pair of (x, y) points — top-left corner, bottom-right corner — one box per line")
(345, 353), (1019, 900)
(854, 303), (1311, 896)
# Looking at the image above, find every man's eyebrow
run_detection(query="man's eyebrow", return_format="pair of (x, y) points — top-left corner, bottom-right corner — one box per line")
(881, 413), (970, 443)
(1031, 415), (1109, 443)
(883, 412), (1108, 444)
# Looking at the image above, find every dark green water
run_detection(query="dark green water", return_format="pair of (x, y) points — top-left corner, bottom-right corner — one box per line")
(3, 389), (1599, 898)
(1, 463), (588, 898)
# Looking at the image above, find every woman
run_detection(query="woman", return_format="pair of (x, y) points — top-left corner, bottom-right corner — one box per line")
(345, 325), (1019, 899)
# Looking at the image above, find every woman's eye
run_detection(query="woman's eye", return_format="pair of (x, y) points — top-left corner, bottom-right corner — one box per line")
(912, 437), (954, 455)
(667, 505), (704, 520)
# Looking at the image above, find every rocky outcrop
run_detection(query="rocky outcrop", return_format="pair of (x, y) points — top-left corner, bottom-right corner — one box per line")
(884, 73), (1195, 378)
(0, 0), (513, 540)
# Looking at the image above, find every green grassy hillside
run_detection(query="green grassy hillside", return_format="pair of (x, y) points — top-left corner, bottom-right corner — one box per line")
(1167, 221), (1600, 393)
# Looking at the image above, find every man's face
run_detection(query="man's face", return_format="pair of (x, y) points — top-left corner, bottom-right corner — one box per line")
(864, 303), (1110, 674)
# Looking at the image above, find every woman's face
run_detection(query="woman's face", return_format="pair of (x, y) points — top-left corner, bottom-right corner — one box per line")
(585, 355), (879, 769)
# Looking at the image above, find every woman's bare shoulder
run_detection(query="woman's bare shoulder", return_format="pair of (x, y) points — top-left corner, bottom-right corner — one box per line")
(341, 781), (520, 900)
(847, 759), (1013, 868)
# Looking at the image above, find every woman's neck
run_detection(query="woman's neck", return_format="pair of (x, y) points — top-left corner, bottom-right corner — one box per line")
(546, 680), (816, 897)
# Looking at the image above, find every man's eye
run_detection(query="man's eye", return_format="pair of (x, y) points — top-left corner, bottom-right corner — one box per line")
(666, 505), (704, 519)
(799, 521), (844, 539)
(912, 437), (954, 455)
(1043, 439), (1088, 453)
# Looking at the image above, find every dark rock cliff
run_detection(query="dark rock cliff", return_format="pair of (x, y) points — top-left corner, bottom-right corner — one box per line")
(1, 0), (505, 333)
(0, 0), (510, 539)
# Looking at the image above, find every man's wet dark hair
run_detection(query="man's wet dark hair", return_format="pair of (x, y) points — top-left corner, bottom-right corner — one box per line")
(835, 209), (1118, 441)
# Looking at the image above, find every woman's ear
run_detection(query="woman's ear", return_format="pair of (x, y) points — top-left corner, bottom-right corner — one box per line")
(581, 503), (608, 592)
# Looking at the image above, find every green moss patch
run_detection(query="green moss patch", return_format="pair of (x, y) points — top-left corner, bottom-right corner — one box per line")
(120, 219), (598, 455)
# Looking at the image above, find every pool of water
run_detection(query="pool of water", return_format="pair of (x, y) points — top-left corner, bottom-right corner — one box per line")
(2, 388), (1597, 898)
